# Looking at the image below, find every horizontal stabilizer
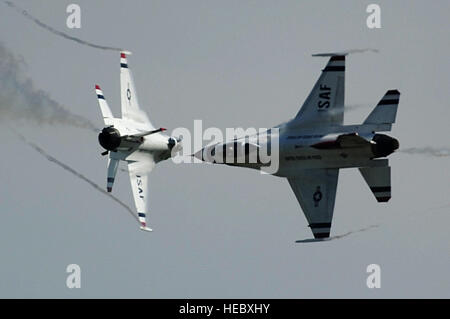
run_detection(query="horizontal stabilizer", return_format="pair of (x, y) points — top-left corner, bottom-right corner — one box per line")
(359, 165), (391, 202)
(364, 90), (400, 126)
(95, 85), (114, 125)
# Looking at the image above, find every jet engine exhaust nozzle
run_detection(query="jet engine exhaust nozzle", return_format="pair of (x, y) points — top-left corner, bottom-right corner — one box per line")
(98, 126), (121, 151)
(371, 134), (399, 158)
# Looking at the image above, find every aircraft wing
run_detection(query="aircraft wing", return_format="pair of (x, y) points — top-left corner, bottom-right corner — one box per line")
(292, 55), (345, 127)
(287, 168), (339, 239)
(127, 152), (155, 231)
(120, 52), (155, 130)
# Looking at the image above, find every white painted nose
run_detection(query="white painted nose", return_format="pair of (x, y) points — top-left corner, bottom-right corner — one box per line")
(192, 149), (205, 161)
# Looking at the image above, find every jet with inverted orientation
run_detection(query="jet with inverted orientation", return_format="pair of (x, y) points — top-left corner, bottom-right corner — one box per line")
(195, 53), (400, 239)
(95, 52), (181, 231)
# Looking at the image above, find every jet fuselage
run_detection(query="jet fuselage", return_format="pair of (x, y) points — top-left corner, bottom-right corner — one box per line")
(196, 124), (399, 177)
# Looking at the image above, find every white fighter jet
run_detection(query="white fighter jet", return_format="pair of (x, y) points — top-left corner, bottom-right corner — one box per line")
(95, 52), (181, 232)
(195, 53), (400, 239)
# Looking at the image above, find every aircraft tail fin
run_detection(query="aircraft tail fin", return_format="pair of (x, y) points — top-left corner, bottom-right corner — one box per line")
(359, 162), (391, 203)
(363, 89), (400, 126)
(120, 52), (155, 130)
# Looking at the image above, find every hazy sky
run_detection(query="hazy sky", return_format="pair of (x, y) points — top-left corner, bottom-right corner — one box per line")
(0, 0), (449, 298)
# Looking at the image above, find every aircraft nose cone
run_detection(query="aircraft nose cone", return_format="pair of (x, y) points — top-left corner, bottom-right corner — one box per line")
(192, 149), (204, 161)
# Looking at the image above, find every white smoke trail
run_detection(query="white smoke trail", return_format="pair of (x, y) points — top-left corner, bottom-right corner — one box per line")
(327, 103), (368, 116)
(399, 147), (450, 157)
(4, 1), (123, 51)
(0, 41), (98, 131)
(328, 224), (379, 240)
(15, 132), (139, 224)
